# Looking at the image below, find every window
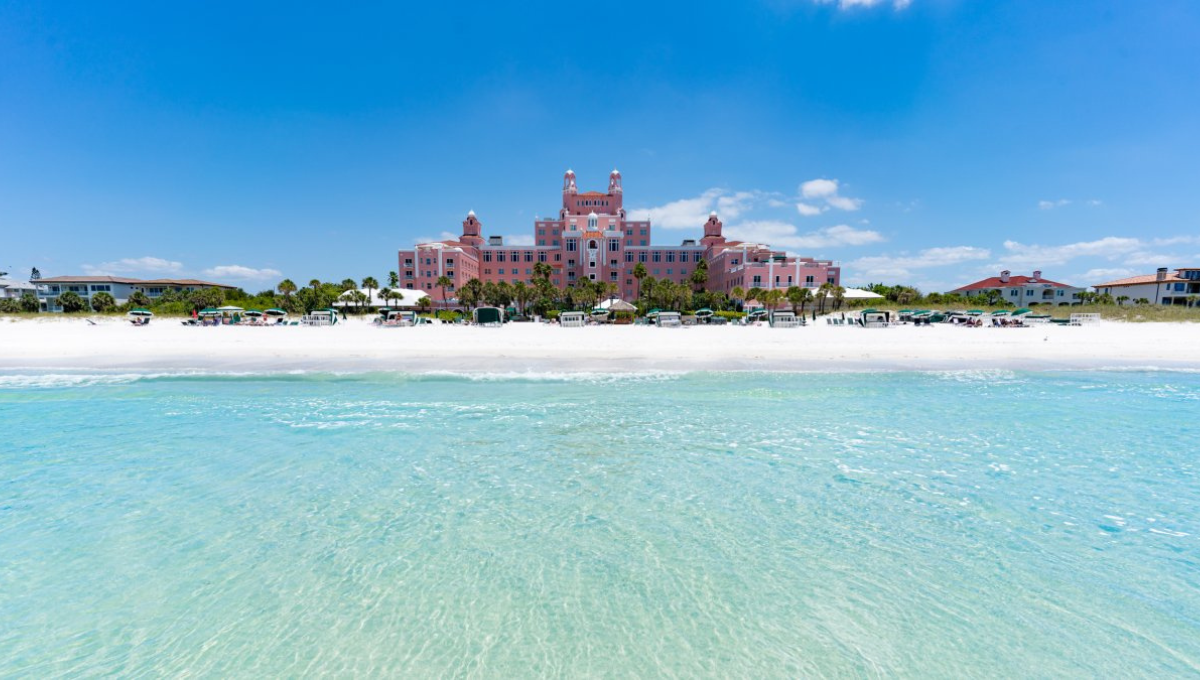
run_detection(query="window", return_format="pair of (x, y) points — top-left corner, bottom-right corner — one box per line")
(554, 254), (561, 262)
(567, 240), (577, 252)
(484, 252), (492, 262)
(653, 252), (661, 263)
(568, 272), (576, 280)
(568, 259), (575, 267)
(526, 269), (532, 275)
(827, 277), (836, 284)
(609, 240), (619, 251)
(680, 253), (688, 263)
(404, 259), (413, 266)
(498, 269), (504, 275)
(552, 240), (560, 247)
(666, 269), (673, 275)
(640, 240), (647, 246)
(497, 252), (506, 262)
(1057, 290), (1064, 297)
(525, 252), (533, 262)
(588, 240), (598, 250)
(639, 252), (647, 263)
(589, 274), (596, 281)
(538, 239), (545, 246)
(626, 229), (633, 236)
(753, 275), (762, 285)
(640, 228), (647, 236)
(405, 271), (414, 278)
(1011, 290), (1019, 297)
(445, 259), (454, 267)
(484, 269), (491, 275)
(654, 269), (660, 276)
(90, 285), (111, 292)
(667, 252), (675, 263)
(538, 252), (547, 262)
(610, 272), (618, 281)
(610, 260), (618, 267)
(805, 275), (814, 284)
(538, 229), (545, 236)
(625, 253), (634, 263)
(1026, 289), (1034, 296)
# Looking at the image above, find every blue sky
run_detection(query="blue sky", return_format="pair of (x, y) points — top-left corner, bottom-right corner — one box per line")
(2, 0), (1198, 291)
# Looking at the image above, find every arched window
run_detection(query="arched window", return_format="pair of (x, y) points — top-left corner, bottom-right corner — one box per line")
(588, 240), (598, 250)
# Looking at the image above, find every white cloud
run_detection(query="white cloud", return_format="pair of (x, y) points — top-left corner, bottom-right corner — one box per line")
(995, 237), (1142, 268)
(727, 222), (884, 250)
(1153, 236), (1200, 246)
(82, 256), (183, 276)
(798, 177), (863, 213)
(800, 178), (839, 199)
(848, 246), (992, 279)
(1083, 268), (1136, 283)
(628, 188), (724, 228)
(815, 0), (911, 9)
(414, 231), (459, 244)
(630, 189), (772, 229)
(505, 234), (535, 246)
(1038, 199), (1071, 210)
(826, 195), (863, 211)
(203, 265), (283, 281)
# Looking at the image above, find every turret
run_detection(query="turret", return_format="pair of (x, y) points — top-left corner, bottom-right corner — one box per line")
(563, 169), (577, 195)
(701, 211), (726, 246)
(608, 169), (622, 194)
(461, 210), (483, 246)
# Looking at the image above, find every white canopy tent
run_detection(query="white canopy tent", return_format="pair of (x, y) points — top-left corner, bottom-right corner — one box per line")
(334, 288), (432, 308)
(841, 288), (884, 300)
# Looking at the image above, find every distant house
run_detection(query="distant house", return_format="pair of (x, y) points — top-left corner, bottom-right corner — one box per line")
(949, 270), (1084, 306)
(0, 278), (38, 300)
(1093, 267), (1200, 305)
(35, 276), (235, 312)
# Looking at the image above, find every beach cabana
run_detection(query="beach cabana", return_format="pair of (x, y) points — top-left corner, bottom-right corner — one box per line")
(560, 311), (586, 328)
(859, 309), (890, 327)
(655, 311), (683, 327)
(600, 299), (636, 312)
(473, 306), (504, 327)
(769, 310), (799, 328)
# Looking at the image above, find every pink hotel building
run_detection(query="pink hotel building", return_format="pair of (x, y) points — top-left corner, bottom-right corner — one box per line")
(398, 170), (840, 302)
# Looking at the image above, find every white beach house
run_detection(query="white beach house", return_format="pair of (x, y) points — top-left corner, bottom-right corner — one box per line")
(1092, 267), (1200, 305)
(950, 270), (1085, 306)
(35, 276), (235, 312)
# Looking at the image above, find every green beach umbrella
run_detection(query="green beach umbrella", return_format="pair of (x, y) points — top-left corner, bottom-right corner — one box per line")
(244, 309), (264, 316)
(967, 309), (984, 315)
(264, 308), (287, 316)
(1012, 308), (1031, 316)
(991, 310), (1009, 316)
(694, 308), (714, 317)
(127, 308), (154, 317)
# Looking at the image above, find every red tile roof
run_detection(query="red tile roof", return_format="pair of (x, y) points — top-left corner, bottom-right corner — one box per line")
(1093, 273), (1185, 287)
(577, 191), (608, 197)
(952, 275), (1075, 292)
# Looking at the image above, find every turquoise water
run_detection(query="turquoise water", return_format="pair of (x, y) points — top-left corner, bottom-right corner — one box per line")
(2, 370), (1199, 677)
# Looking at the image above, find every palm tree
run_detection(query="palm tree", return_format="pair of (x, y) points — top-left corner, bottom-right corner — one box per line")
(340, 278), (357, 292)
(730, 286), (745, 311)
(388, 271), (399, 289)
(631, 262), (648, 301)
(1116, 295), (1130, 306)
(513, 281), (534, 317)
(416, 296), (433, 316)
(787, 286), (813, 315)
(533, 261), (553, 282)
(436, 275), (452, 312)
(278, 279), (297, 298)
(815, 282), (833, 314)
(361, 276), (378, 309)
(458, 278), (483, 310)
(309, 279), (321, 295)
(832, 285), (846, 310)
(689, 259), (709, 293)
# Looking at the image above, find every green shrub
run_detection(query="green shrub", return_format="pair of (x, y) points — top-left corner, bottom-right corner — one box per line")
(91, 291), (116, 312)
(57, 291), (85, 313)
(0, 298), (20, 313)
(19, 293), (39, 313)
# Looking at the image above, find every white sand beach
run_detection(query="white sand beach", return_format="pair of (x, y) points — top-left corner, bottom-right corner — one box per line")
(3, 316), (1199, 373)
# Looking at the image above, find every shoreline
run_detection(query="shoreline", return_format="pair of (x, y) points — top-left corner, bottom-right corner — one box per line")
(4, 316), (1200, 374)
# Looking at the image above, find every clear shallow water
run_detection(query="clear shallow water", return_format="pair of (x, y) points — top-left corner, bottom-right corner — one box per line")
(2, 370), (1199, 678)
